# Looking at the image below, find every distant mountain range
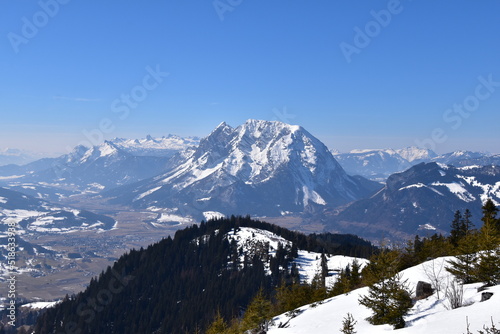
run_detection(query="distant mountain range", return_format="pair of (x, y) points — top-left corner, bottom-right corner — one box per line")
(333, 148), (498, 181)
(0, 148), (50, 167)
(107, 134), (200, 157)
(0, 120), (498, 241)
(332, 147), (436, 181)
(0, 135), (199, 199)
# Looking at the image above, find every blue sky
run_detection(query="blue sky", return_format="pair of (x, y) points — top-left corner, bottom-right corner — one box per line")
(1, 0), (499, 155)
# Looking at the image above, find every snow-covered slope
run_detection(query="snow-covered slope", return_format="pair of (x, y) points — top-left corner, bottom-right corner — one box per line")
(107, 120), (381, 219)
(269, 256), (500, 334)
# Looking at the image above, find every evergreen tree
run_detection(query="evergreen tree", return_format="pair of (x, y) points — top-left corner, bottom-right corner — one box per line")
(310, 272), (328, 303)
(359, 249), (413, 329)
(340, 313), (357, 334)
(476, 200), (500, 285)
(349, 259), (362, 290)
(446, 232), (478, 284)
(447, 210), (478, 284)
(461, 209), (474, 236)
(330, 267), (351, 296)
(320, 252), (329, 287)
(206, 310), (228, 334)
(450, 210), (464, 248)
(240, 288), (272, 333)
(482, 199), (500, 233)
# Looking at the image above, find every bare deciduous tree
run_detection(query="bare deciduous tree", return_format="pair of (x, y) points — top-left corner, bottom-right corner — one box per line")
(445, 278), (464, 310)
(422, 259), (446, 299)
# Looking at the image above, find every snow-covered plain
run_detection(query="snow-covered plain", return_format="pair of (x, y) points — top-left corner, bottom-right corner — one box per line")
(269, 256), (500, 334)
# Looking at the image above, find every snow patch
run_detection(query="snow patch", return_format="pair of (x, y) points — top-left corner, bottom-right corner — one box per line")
(399, 183), (426, 191)
(431, 181), (476, 202)
(203, 211), (225, 221)
(436, 162), (449, 169)
(0, 175), (25, 180)
(458, 165), (482, 170)
(418, 223), (436, 230)
(157, 213), (192, 224)
(302, 186), (326, 206)
(135, 186), (162, 201)
(21, 301), (60, 310)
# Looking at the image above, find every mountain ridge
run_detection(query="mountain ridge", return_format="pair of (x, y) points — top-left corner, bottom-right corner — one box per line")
(327, 162), (500, 240)
(104, 119), (382, 219)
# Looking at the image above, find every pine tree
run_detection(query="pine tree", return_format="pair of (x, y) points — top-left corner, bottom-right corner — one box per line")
(320, 252), (328, 287)
(482, 199), (499, 233)
(240, 288), (272, 333)
(475, 199), (500, 285)
(446, 210), (478, 284)
(330, 267), (351, 296)
(450, 210), (463, 248)
(340, 313), (357, 334)
(206, 310), (228, 334)
(461, 209), (474, 236)
(446, 232), (478, 284)
(359, 249), (413, 329)
(310, 272), (328, 303)
(349, 260), (362, 290)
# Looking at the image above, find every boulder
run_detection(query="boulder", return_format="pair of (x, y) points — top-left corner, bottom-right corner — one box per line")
(416, 281), (434, 299)
(481, 292), (494, 302)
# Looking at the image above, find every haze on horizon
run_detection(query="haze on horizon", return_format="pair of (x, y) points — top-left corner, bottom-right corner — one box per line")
(1, 1), (499, 156)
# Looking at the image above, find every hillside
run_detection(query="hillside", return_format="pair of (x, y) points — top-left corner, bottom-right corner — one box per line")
(31, 217), (375, 333)
(269, 256), (500, 334)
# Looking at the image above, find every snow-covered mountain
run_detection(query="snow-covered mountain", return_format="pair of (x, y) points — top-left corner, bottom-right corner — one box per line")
(328, 162), (500, 241)
(109, 134), (199, 157)
(396, 147), (437, 163)
(333, 149), (413, 181)
(333, 148), (498, 181)
(268, 256), (500, 334)
(106, 120), (382, 219)
(432, 150), (499, 167)
(332, 147), (437, 181)
(0, 140), (184, 198)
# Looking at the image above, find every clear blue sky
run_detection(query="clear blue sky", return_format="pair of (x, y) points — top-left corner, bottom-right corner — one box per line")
(1, 0), (499, 155)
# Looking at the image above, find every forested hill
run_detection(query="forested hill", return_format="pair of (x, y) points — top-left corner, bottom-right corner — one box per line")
(33, 216), (375, 334)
